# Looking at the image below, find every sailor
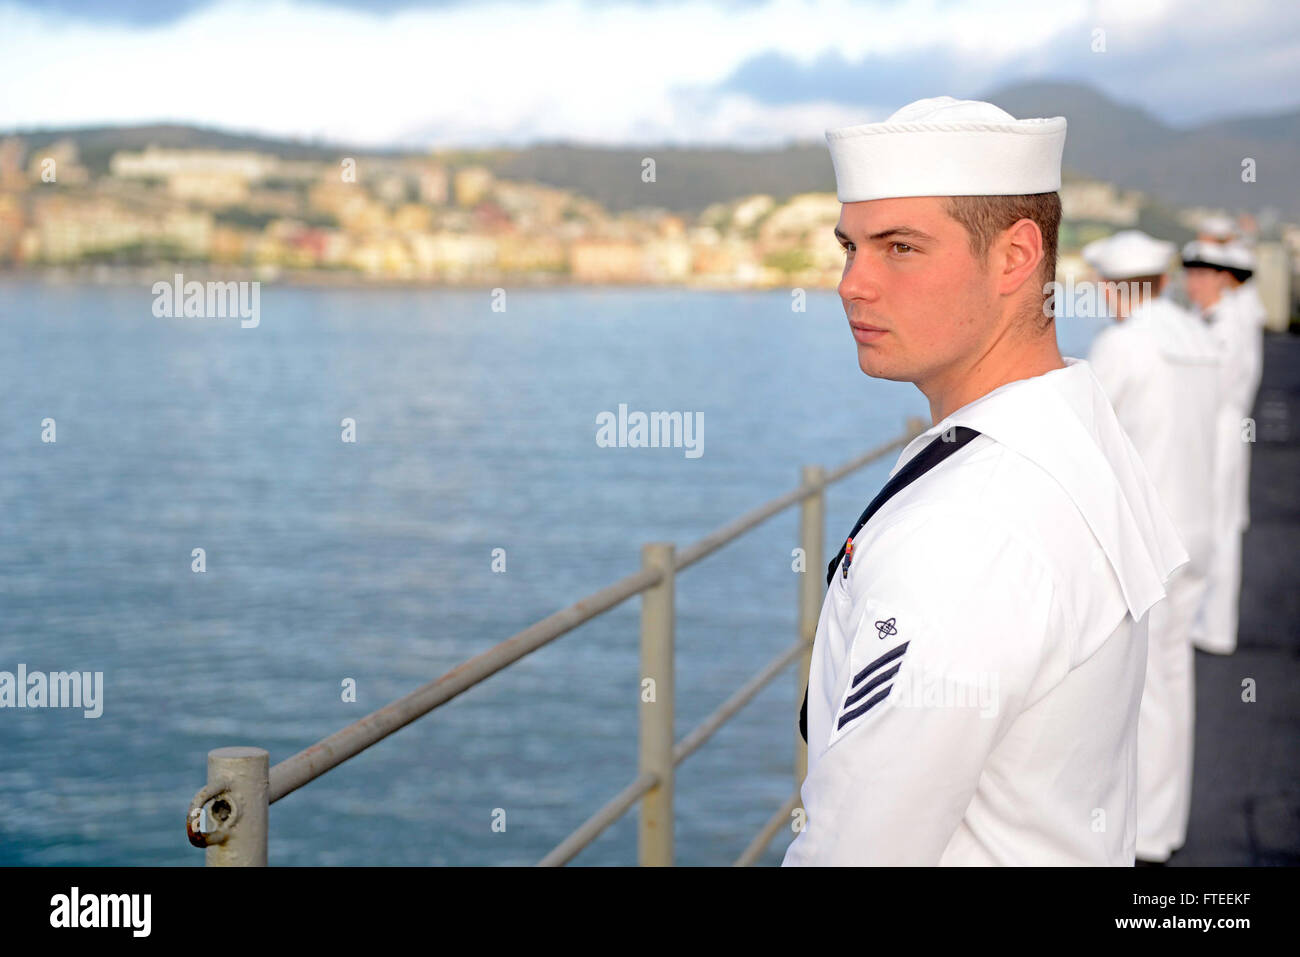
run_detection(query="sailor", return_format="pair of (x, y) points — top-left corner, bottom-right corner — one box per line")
(782, 96), (1187, 866)
(1217, 240), (1266, 540)
(1083, 230), (1220, 864)
(1195, 214), (1267, 416)
(1181, 239), (1259, 655)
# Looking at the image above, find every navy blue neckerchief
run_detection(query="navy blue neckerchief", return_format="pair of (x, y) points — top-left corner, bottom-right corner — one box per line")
(799, 426), (982, 744)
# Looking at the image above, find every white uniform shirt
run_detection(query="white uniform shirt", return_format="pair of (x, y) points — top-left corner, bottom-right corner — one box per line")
(1224, 280), (1266, 527)
(1087, 297), (1220, 861)
(1215, 284), (1264, 423)
(1232, 279), (1269, 332)
(782, 358), (1187, 866)
(1088, 298), (1220, 571)
(1194, 289), (1260, 654)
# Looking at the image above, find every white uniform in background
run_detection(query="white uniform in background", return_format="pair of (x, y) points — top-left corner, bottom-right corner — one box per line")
(1225, 278), (1267, 528)
(1088, 294), (1220, 862)
(1185, 241), (1260, 655)
(1195, 290), (1252, 654)
(783, 359), (1188, 865)
(1236, 281), (1268, 400)
(1232, 279), (1268, 336)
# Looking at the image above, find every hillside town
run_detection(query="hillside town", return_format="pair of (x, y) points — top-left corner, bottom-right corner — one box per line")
(0, 135), (1297, 298)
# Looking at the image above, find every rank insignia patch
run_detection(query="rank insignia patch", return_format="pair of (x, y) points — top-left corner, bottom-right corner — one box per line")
(835, 640), (908, 733)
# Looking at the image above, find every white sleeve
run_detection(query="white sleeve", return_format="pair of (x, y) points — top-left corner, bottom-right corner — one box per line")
(1087, 326), (1135, 413)
(1221, 298), (1261, 411)
(1238, 303), (1264, 407)
(783, 505), (1057, 865)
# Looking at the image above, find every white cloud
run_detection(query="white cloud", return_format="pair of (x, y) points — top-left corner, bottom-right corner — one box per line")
(0, 0), (1294, 145)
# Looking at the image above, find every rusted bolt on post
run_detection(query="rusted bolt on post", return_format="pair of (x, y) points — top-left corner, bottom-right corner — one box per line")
(186, 746), (269, 866)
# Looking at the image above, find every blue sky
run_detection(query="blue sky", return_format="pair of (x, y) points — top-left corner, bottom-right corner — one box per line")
(1, 0), (1297, 147)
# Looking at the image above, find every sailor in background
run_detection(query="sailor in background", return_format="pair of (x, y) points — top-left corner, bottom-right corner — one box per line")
(1182, 239), (1260, 656)
(1083, 230), (1220, 865)
(782, 96), (1187, 866)
(1196, 214), (1267, 417)
(1196, 216), (1267, 536)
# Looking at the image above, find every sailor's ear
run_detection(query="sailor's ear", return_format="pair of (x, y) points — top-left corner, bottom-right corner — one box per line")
(994, 218), (1044, 297)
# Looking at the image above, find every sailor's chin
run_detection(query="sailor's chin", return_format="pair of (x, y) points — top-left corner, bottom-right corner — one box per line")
(856, 347), (905, 381)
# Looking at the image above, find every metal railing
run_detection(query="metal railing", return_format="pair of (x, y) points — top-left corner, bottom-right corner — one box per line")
(186, 418), (925, 866)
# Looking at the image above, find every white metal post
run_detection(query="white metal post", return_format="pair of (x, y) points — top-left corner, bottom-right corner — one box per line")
(202, 746), (269, 866)
(638, 542), (675, 866)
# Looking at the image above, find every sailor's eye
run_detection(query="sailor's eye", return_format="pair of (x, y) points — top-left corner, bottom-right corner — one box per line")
(891, 242), (914, 254)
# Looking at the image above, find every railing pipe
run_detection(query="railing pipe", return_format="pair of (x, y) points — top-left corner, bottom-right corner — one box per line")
(796, 464), (825, 787)
(673, 433), (911, 574)
(266, 563), (663, 803)
(733, 791), (800, 867)
(541, 636), (804, 866)
(637, 543), (675, 867)
(537, 771), (658, 867)
(673, 638), (805, 767)
(188, 422), (926, 865)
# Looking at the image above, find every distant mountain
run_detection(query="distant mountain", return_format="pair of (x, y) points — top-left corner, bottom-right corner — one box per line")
(490, 141), (834, 215)
(6, 124), (401, 176)
(6, 81), (1297, 218)
(459, 80), (1300, 219)
(985, 80), (1300, 219)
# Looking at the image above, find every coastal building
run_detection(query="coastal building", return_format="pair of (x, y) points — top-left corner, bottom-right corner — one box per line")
(756, 193), (840, 246)
(496, 234), (566, 276)
(1060, 179), (1143, 226)
(732, 194), (776, 231)
(110, 147), (278, 184)
(453, 166), (494, 208)
(569, 238), (644, 283)
(408, 231), (499, 281)
(0, 136), (26, 190)
(644, 237), (693, 282)
(418, 165), (450, 205)
(168, 171), (249, 207)
(23, 196), (212, 262)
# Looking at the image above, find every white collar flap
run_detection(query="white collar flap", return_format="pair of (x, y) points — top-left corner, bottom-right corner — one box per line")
(894, 359), (1189, 621)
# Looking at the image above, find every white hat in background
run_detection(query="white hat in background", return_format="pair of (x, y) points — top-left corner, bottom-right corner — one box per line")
(1082, 230), (1176, 280)
(1196, 214), (1237, 241)
(825, 96), (1067, 202)
(1181, 239), (1255, 276)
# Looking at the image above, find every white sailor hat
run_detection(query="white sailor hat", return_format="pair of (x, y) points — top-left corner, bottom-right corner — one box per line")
(825, 96), (1067, 202)
(1181, 239), (1255, 277)
(1082, 230), (1176, 280)
(1196, 214), (1237, 241)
